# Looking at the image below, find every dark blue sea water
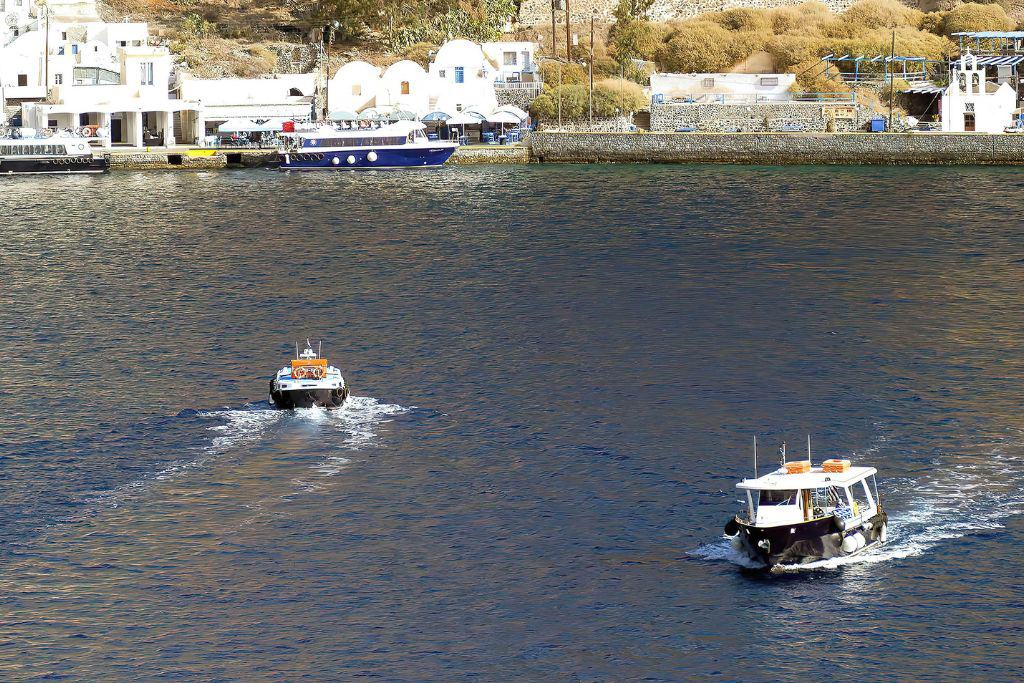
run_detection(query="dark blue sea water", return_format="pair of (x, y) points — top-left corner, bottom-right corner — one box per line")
(1, 165), (1023, 681)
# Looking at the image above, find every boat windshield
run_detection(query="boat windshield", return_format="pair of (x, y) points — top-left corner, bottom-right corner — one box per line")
(758, 489), (797, 505)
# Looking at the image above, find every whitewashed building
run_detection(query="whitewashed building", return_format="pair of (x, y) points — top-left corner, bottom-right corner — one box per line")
(23, 44), (203, 147)
(427, 39), (499, 114)
(378, 60), (429, 116)
(177, 73), (315, 134)
(941, 53), (1016, 133)
(327, 61), (380, 114)
(482, 41), (538, 84)
(650, 72), (796, 102)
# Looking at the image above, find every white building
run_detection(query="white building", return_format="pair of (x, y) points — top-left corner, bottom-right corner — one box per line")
(327, 61), (380, 114)
(177, 73), (315, 134)
(23, 44), (202, 147)
(650, 72), (796, 102)
(482, 41), (538, 84)
(377, 60), (429, 116)
(941, 53), (1017, 133)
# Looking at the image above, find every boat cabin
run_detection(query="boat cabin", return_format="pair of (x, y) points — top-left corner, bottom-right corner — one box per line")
(736, 464), (880, 528)
(0, 138), (92, 157)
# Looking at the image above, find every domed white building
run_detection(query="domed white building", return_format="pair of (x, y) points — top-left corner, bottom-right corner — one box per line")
(327, 61), (380, 114)
(378, 60), (429, 116)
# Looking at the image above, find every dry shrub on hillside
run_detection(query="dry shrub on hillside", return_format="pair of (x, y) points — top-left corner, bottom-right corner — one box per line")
(840, 0), (925, 29)
(940, 2), (1015, 33)
(172, 37), (280, 78)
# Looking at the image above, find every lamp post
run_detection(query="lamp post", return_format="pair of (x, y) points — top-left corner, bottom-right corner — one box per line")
(550, 0), (558, 58)
(589, 11), (595, 125)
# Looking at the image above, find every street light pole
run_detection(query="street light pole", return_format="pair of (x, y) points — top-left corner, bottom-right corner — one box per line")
(565, 0), (572, 62)
(589, 11), (594, 125)
(550, 0), (557, 58)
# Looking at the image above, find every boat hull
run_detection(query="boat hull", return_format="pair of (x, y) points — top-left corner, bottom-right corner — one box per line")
(727, 511), (888, 567)
(279, 145), (456, 170)
(270, 385), (350, 410)
(0, 156), (109, 175)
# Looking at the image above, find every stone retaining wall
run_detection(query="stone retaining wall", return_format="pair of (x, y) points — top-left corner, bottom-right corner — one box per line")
(650, 101), (871, 133)
(528, 132), (1024, 165)
(108, 151), (228, 170)
(450, 145), (532, 164)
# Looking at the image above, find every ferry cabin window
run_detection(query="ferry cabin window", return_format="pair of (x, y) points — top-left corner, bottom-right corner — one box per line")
(758, 489), (797, 506)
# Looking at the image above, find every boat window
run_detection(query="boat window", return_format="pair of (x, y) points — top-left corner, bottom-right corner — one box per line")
(758, 489), (797, 506)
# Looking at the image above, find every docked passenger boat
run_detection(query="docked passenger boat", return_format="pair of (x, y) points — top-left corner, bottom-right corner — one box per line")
(724, 442), (887, 568)
(269, 341), (350, 409)
(278, 121), (457, 170)
(0, 135), (109, 175)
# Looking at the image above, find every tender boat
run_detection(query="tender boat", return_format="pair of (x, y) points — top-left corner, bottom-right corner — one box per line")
(724, 441), (887, 568)
(269, 341), (350, 409)
(278, 121), (457, 170)
(0, 135), (109, 175)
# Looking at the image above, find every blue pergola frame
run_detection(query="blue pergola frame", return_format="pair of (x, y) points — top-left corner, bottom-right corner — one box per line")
(821, 54), (938, 83)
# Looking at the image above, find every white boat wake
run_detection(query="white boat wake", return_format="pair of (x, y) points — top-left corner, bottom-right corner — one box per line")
(693, 432), (1024, 573)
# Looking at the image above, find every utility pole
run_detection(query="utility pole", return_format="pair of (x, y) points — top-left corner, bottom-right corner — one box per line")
(550, 0), (557, 59)
(42, 2), (49, 91)
(888, 29), (895, 132)
(565, 0), (571, 62)
(589, 11), (594, 125)
(557, 60), (562, 130)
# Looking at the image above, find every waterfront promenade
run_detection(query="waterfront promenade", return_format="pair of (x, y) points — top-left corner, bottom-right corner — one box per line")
(100, 132), (1024, 170)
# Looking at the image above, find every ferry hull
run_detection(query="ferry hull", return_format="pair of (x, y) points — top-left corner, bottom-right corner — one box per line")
(270, 385), (349, 410)
(728, 511), (887, 567)
(279, 145), (456, 170)
(0, 156), (109, 175)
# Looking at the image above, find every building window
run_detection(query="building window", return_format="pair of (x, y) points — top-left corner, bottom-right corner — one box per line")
(58, 46), (65, 55)
(964, 113), (976, 132)
(504, 51), (517, 66)
(439, 69), (446, 78)
(54, 73), (63, 85)
(401, 80), (410, 95)
(454, 66), (464, 84)
(352, 84), (361, 96)
(17, 74), (27, 86)
(118, 40), (127, 47)
(702, 77), (715, 89)
(140, 61), (154, 86)
(61, 31), (67, 40)
(759, 77), (779, 87)
(71, 44), (78, 55)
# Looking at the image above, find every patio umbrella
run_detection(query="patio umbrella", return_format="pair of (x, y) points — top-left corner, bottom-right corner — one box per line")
(421, 111), (451, 122)
(392, 110), (417, 121)
(328, 111), (358, 121)
(485, 110), (522, 137)
(445, 112), (481, 142)
(217, 118), (260, 133)
(495, 104), (528, 121)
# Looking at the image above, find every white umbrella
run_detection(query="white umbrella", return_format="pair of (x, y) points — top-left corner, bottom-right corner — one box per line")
(495, 105), (528, 121)
(446, 112), (481, 126)
(217, 118), (260, 133)
(486, 111), (521, 125)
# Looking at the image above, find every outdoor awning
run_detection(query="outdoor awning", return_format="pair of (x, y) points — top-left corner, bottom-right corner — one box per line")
(953, 55), (1024, 66)
(902, 83), (944, 94)
(446, 113), (482, 126)
(495, 104), (528, 121)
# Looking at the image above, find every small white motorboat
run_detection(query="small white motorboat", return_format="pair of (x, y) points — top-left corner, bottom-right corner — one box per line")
(269, 340), (349, 410)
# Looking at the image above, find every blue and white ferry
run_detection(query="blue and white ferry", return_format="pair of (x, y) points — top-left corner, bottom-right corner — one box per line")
(279, 121), (457, 170)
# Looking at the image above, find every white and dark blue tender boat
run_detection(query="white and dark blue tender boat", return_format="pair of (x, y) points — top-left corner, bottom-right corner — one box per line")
(269, 341), (350, 410)
(279, 121), (457, 170)
(0, 135), (109, 175)
(723, 442), (887, 569)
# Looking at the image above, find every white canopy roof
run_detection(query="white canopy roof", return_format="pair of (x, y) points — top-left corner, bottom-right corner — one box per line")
(495, 104), (529, 120)
(737, 465), (877, 491)
(486, 111), (522, 125)
(446, 112), (482, 126)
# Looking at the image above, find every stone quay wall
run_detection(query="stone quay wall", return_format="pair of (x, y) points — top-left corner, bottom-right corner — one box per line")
(528, 132), (1024, 165)
(650, 101), (871, 133)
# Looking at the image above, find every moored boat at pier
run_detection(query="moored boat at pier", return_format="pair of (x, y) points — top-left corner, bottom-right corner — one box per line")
(0, 135), (109, 175)
(278, 121), (457, 170)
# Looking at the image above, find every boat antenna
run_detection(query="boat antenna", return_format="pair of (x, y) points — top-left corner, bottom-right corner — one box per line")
(753, 435), (758, 478)
(807, 434), (812, 465)
(779, 441), (787, 466)
(318, 340), (322, 359)
(295, 341), (299, 359)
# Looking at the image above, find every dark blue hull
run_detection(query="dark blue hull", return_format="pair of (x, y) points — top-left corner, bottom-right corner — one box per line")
(279, 145), (456, 170)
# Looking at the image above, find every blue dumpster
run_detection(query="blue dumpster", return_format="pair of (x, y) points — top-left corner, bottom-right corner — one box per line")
(870, 118), (886, 132)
